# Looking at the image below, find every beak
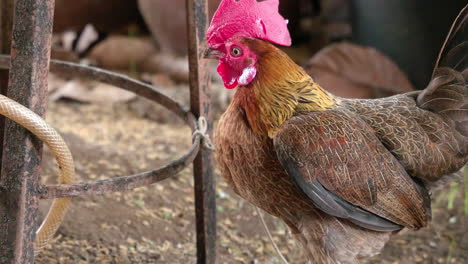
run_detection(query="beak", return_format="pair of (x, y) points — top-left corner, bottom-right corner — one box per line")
(203, 48), (224, 59)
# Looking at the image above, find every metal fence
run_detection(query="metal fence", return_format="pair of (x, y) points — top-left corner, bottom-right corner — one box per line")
(0, 0), (216, 263)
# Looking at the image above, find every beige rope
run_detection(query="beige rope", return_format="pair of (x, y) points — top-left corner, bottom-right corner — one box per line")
(192, 116), (215, 150)
(0, 94), (75, 254)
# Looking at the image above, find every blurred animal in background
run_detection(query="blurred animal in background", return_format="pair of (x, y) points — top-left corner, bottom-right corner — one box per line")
(52, 0), (143, 55)
(208, 0), (467, 263)
(304, 42), (415, 98)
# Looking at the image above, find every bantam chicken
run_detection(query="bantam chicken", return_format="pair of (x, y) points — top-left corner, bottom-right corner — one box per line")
(206, 0), (468, 263)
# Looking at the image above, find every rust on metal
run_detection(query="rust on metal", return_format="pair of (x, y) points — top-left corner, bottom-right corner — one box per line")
(0, 0), (15, 176)
(39, 138), (201, 199)
(0, 0), (217, 262)
(0, 0), (55, 262)
(47, 59), (196, 126)
(0, 56), (203, 199)
(186, 0), (217, 263)
(0, 55), (201, 198)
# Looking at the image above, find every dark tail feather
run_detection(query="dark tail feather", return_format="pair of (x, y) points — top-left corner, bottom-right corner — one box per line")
(432, 4), (468, 73)
(418, 5), (468, 140)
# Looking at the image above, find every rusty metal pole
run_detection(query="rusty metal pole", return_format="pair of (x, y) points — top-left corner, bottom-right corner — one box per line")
(186, 0), (217, 263)
(0, 0), (15, 176)
(0, 0), (55, 262)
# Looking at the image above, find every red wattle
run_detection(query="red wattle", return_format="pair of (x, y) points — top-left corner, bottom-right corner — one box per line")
(217, 62), (239, 89)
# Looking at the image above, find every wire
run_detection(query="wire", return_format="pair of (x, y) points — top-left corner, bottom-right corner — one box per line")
(255, 206), (290, 264)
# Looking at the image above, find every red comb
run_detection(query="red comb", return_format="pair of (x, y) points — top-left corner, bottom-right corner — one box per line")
(206, 0), (291, 48)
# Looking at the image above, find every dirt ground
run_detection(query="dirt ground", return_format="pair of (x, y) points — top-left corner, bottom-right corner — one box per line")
(35, 99), (467, 264)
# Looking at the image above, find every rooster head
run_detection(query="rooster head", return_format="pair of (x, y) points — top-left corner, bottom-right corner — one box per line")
(205, 0), (291, 89)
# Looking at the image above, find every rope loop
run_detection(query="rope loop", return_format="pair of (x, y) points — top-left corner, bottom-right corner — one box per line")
(192, 116), (215, 151)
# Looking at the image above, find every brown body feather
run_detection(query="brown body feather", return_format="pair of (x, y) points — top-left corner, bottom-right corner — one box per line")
(215, 9), (467, 263)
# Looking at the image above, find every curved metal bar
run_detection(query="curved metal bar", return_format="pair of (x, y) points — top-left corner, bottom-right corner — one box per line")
(0, 55), (198, 130)
(38, 137), (201, 199)
(0, 55), (204, 199)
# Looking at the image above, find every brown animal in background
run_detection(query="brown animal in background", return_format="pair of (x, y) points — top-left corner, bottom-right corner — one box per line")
(207, 0), (467, 263)
(304, 42), (415, 98)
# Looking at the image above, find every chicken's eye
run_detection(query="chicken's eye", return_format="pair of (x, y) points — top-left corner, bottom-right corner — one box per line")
(231, 46), (242, 57)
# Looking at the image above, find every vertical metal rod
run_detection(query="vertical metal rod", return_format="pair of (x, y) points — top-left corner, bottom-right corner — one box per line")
(0, 0), (55, 262)
(186, 0), (217, 263)
(0, 0), (15, 176)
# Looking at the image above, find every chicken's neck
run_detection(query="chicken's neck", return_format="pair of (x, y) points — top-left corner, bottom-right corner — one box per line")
(234, 51), (337, 138)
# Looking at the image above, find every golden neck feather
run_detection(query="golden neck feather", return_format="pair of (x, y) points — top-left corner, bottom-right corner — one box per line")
(235, 44), (337, 138)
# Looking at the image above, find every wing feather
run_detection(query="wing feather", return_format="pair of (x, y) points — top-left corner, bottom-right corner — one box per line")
(274, 110), (431, 230)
